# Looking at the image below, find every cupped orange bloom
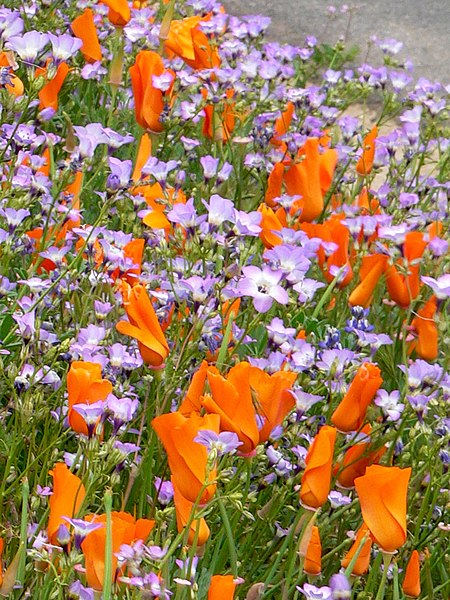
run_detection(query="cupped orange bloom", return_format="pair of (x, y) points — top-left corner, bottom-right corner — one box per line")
(354, 465), (411, 553)
(302, 217), (353, 288)
(47, 463), (86, 545)
(409, 296), (438, 361)
(99, 0), (131, 26)
(341, 522), (372, 575)
(152, 411), (220, 504)
(349, 254), (388, 307)
(207, 575), (236, 599)
(71, 9), (103, 63)
(172, 479), (210, 546)
(202, 88), (235, 141)
(116, 281), (169, 367)
(271, 102), (295, 149)
(331, 363), (383, 433)
(0, 52), (24, 97)
(265, 162), (286, 207)
(67, 361), (113, 435)
(204, 362), (260, 454)
(37, 61), (69, 111)
(248, 366), (297, 444)
(130, 50), (166, 132)
(82, 511), (154, 590)
(303, 525), (322, 575)
(356, 125), (378, 175)
(335, 424), (386, 489)
(110, 238), (145, 284)
(258, 203), (287, 249)
(386, 232), (427, 308)
(179, 360), (209, 416)
(165, 16), (220, 70)
(200, 362), (296, 454)
(402, 550), (421, 598)
(300, 425), (337, 510)
(284, 138), (338, 222)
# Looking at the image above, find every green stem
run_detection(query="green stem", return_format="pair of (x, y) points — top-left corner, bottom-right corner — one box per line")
(103, 489), (114, 600)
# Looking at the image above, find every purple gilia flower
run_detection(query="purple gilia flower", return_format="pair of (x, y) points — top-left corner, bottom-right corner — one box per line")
(48, 33), (83, 62)
(203, 194), (235, 226)
(63, 517), (104, 550)
(6, 31), (49, 62)
(107, 157), (132, 190)
(237, 265), (289, 313)
(154, 477), (174, 505)
(297, 583), (332, 599)
(374, 390), (405, 422)
(72, 401), (105, 437)
(194, 430), (243, 456)
(328, 490), (352, 508)
(266, 317), (296, 345)
(142, 157), (179, 186)
(107, 395), (139, 433)
(329, 572), (351, 599)
(73, 123), (108, 158)
(200, 155), (220, 179)
(421, 274), (450, 299)
(68, 581), (95, 600)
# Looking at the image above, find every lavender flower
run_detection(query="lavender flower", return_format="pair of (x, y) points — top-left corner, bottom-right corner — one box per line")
(421, 274), (450, 299)
(194, 430), (243, 456)
(237, 266), (289, 313)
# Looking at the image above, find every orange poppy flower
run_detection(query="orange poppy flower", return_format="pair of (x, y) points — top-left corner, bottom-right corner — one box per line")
(248, 365), (297, 444)
(341, 522), (372, 575)
(152, 411), (220, 504)
(265, 162), (286, 207)
(178, 360), (209, 415)
(271, 102), (295, 150)
(386, 232), (427, 308)
(47, 463), (86, 545)
(71, 9), (103, 63)
(203, 362), (259, 455)
(356, 125), (378, 175)
(258, 203), (287, 249)
(37, 61), (69, 111)
(349, 254), (388, 307)
(110, 238), (145, 285)
(165, 16), (220, 70)
(284, 138), (327, 222)
(0, 52), (24, 97)
(99, 0), (131, 27)
(131, 133), (152, 184)
(116, 281), (170, 367)
(129, 50), (166, 132)
(331, 363), (383, 433)
(409, 296), (438, 361)
(354, 465), (411, 553)
(335, 424), (386, 489)
(402, 550), (421, 598)
(172, 479), (210, 546)
(300, 425), (337, 510)
(201, 362), (296, 454)
(303, 525), (322, 575)
(82, 511), (154, 590)
(202, 88), (235, 141)
(67, 361), (113, 435)
(207, 575), (236, 599)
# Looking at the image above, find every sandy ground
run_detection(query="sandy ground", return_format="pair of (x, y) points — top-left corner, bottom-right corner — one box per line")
(222, 0), (450, 84)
